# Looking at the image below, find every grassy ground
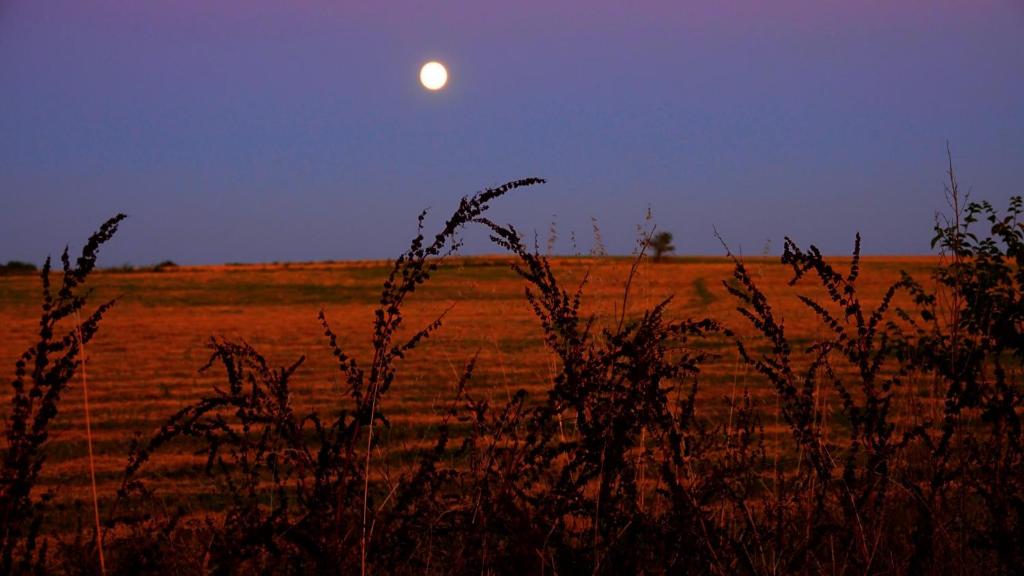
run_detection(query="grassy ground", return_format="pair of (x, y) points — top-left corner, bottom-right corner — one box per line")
(0, 255), (939, 511)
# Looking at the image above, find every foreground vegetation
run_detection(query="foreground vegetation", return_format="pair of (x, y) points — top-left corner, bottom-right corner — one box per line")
(1, 169), (1022, 574)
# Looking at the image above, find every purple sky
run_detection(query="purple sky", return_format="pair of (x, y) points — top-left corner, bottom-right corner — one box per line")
(2, 1), (1022, 264)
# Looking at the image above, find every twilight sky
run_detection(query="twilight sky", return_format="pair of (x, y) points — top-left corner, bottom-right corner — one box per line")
(2, 1), (1022, 265)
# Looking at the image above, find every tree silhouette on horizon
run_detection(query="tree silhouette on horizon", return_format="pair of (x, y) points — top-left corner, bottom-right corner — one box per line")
(648, 231), (675, 261)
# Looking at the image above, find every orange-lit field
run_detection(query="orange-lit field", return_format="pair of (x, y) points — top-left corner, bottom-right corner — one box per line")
(0, 255), (938, 511)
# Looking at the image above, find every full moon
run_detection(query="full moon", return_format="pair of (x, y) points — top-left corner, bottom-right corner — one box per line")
(419, 61), (448, 91)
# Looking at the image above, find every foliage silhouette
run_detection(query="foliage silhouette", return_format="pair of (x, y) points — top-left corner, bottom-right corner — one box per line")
(1, 214), (125, 573)
(648, 231), (675, 261)
(3, 162), (1024, 574)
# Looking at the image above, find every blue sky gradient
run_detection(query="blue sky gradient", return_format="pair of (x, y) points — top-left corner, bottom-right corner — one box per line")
(2, 1), (1022, 264)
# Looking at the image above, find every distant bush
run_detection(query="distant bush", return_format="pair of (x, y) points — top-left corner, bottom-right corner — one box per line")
(103, 260), (178, 273)
(0, 260), (37, 276)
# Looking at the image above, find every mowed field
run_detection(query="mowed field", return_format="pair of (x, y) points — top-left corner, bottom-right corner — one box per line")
(0, 255), (939, 513)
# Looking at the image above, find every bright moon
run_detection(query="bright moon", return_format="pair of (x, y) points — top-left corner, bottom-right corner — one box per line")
(419, 61), (448, 91)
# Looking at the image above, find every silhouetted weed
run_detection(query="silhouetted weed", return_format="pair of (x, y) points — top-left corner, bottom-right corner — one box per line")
(5, 161), (1024, 574)
(1, 214), (125, 573)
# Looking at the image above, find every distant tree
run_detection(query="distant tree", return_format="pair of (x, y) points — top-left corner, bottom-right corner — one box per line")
(648, 231), (675, 261)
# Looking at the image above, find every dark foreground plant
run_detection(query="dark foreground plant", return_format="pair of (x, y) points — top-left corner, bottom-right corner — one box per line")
(0, 214), (125, 573)
(5, 162), (1023, 575)
(709, 156), (1023, 575)
(106, 180), (749, 574)
(109, 179), (548, 574)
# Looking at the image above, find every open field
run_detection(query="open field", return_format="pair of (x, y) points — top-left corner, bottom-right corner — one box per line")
(0, 255), (939, 509)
